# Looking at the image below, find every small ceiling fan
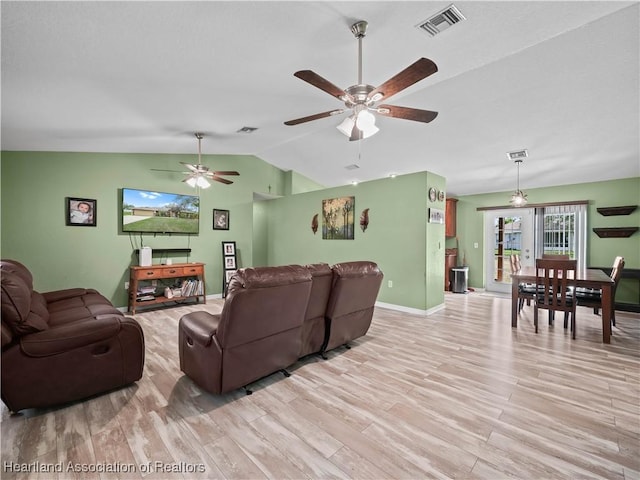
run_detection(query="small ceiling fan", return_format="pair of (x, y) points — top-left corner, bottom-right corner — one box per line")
(152, 133), (239, 188)
(284, 20), (439, 141)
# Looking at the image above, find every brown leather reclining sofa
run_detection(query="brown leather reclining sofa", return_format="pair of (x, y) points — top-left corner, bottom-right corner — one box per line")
(1, 259), (145, 412)
(179, 261), (383, 395)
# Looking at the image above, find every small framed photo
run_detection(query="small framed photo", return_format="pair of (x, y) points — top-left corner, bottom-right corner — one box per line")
(225, 269), (237, 283)
(428, 207), (445, 224)
(224, 256), (236, 269)
(213, 209), (229, 230)
(222, 241), (236, 256)
(66, 197), (97, 226)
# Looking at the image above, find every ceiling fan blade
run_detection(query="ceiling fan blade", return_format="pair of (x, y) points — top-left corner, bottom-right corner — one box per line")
(180, 162), (201, 173)
(151, 168), (183, 173)
(376, 105), (438, 123)
(212, 171), (240, 176)
(212, 176), (233, 185)
(284, 109), (344, 126)
(294, 70), (349, 101)
(369, 58), (438, 102)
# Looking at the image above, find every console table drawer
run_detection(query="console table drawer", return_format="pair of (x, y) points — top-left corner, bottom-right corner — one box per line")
(132, 265), (201, 279)
(183, 265), (204, 276)
(136, 268), (165, 279)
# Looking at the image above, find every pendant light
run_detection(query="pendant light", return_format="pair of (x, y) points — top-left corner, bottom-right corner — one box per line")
(509, 158), (528, 207)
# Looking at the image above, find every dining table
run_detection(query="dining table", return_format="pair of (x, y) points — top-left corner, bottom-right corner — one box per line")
(511, 266), (615, 343)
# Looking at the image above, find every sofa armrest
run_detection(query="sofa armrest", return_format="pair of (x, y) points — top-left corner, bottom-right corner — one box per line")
(19, 316), (123, 357)
(42, 288), (98, 303)
(179, 311), (220, 347)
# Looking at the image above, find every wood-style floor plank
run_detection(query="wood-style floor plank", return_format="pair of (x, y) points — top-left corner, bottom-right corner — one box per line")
(2, 293), (639, 479)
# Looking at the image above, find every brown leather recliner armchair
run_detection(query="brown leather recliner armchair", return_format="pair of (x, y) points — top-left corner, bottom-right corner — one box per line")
(323, 261), (383, 353)
(299, 263), (333, 359)
(179, 265), (312, 395)
(1, 259), (145, 412)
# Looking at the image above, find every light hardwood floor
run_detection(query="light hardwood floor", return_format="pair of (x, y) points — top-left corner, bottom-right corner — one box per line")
(2, 293), (639, 480)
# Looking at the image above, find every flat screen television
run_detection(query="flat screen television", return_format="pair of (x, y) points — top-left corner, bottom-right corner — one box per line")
(122, 188), (199, 234)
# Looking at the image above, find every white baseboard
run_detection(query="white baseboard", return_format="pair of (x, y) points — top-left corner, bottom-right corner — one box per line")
(375, 301), (445, 316)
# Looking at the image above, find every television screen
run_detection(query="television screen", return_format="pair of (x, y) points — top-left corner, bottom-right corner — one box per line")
(122, 188), (200, 234)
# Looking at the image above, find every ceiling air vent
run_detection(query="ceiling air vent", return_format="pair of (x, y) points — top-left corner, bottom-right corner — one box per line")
(417, 4), (466, 37)
(345, 164), (360, 170)
(507, 149), (529, 161)
(237, 126), (258, 133)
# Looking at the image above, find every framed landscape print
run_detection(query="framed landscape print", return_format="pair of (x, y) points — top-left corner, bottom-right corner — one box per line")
(322, 196), (355, 240)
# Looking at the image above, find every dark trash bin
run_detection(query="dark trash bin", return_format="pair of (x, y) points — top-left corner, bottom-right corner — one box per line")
(451, 266), (469, 294)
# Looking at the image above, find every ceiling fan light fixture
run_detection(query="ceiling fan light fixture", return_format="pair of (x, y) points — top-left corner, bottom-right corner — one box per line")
(186, 176), (197, 188)
(359, 122), (379, 139)
(337, 115), (356, 136)
(196, 176), (211, 189)
(355, 109), (376, 130)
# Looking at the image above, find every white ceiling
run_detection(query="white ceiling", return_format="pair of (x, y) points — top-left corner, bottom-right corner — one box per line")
(2, 1), (638, 196)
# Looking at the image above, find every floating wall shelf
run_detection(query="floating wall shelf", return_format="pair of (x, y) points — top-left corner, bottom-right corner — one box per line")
(596, 205), (637, 216)
(592, 227), (638, 238)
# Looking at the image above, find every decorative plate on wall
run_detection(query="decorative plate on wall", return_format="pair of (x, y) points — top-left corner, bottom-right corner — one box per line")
(429, 187), (437, 202)
(438, 190), (445, 201)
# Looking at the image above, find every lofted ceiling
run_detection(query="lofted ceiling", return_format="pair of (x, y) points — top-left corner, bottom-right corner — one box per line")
(1, 1), (638, 196)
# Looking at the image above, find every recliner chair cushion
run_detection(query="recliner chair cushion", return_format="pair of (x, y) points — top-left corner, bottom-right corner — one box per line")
(1, 271), (49, 336)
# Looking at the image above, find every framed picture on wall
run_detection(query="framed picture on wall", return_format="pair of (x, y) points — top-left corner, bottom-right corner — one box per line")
(213, 209), (229, 230)
(428, 207), (445, 224)
(66, 197), (97, 226)
(224, 256), (236, 269)
(222, 241), (236, 256)
(225, 269), (237, 283)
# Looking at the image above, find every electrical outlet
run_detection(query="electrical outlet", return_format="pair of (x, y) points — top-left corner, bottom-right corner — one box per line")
(388, 280), (393, 288)
(474, 242), (479, 249)
(124, 282), (129, 290)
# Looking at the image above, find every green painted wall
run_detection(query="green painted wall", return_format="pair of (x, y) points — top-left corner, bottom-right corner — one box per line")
(264, 171), (447, 311)
(3, 149), (635, 311)
(0, 151), (286, 307)
(449, 177), (640, 303)
(284, 170), (326, 195)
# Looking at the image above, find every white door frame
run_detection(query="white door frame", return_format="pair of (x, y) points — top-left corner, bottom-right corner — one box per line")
(484, 208), (534, 294)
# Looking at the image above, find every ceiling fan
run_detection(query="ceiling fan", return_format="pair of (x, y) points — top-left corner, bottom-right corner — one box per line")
(284, 20), (439, 141)
(151, 133), (239, 188)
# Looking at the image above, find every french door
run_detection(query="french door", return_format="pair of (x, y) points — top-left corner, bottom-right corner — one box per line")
(484, 208), (534, 294)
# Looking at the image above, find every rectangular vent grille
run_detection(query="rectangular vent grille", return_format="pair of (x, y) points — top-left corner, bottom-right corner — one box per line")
(417, 4), (466, 37)
(344, 164), (360, 170)
(507, 150), (528, 161)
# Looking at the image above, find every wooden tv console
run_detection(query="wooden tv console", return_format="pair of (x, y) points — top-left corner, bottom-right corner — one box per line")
(128, 262), (206, 314)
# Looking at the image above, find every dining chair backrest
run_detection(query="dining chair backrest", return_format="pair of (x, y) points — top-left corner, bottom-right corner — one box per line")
(611, 256), (625, 284)
(510, 254), (521, 272)
(535, 258), (577, 312)
(542, 254), (571, 260)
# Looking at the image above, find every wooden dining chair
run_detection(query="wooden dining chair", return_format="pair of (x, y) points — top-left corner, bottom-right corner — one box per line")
(534, 258), (578, 338)
(511, 254), (534, 312)
(576, 256), (624, 327)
